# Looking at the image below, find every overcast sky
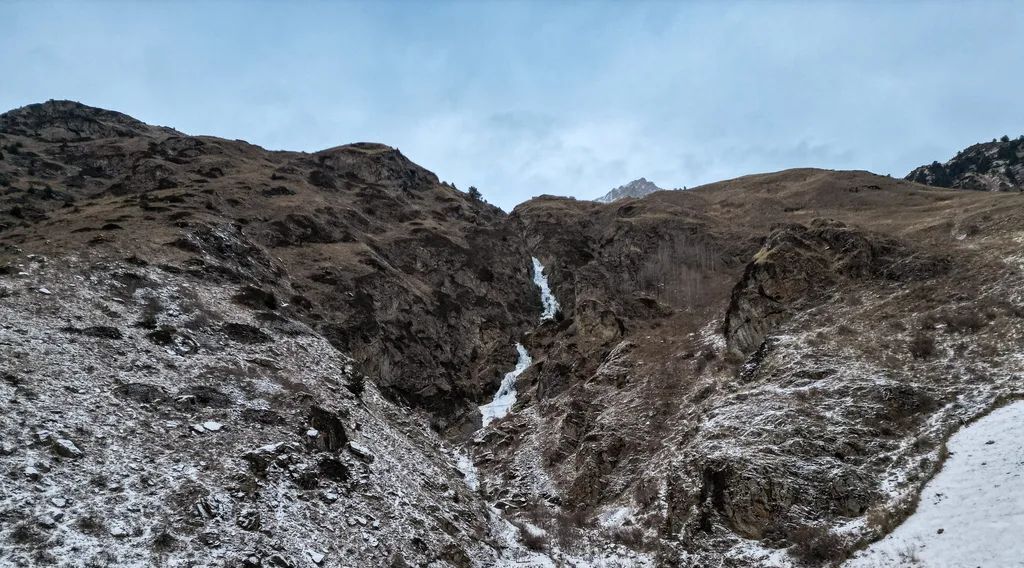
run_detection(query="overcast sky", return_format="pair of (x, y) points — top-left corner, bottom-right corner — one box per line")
(2, 1), (1022, 210)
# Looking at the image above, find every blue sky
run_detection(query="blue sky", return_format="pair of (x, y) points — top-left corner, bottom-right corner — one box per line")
(2, 1), (1022, 210)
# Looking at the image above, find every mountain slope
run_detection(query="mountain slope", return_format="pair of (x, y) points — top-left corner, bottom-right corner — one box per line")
(0, 100), (539, 567)
(906, 135), (1024, 191)
(499, 168), (1024, 565)
(0, 100), (538, 433)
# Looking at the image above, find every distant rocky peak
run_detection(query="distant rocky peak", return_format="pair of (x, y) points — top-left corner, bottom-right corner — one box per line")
(595, 177), (668, 203)
(906, 135), (1024, 191)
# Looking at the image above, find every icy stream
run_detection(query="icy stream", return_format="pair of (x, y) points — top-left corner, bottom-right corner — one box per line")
(478, 343), (532, 427)
(477, 257), (560, 427)
(847, 401), (1024, 567)
(532, 256), (560, 321)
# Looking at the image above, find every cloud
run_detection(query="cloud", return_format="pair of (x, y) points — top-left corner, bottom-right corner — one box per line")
(1, 1), (1022, 210)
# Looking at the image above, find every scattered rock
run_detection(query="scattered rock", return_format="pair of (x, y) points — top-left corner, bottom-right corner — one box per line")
(194, 496), (220, 519)
(61, 325), (123, 339)
(348, 441), (375, 463)
(236, 510), (261, 531)
(233, 285), (278, 311)
(176, 385), (232, 408)
(221, 322), (272, 344)
(52, 438), (84, 458)
(265, 553), (296, 568)
(202, 421), (223, 432)
(198, 531), (222, 547)
(115, 382), (167, 404)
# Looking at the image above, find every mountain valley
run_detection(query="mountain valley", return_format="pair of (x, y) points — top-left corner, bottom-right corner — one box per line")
(3, 101), (1024, 567)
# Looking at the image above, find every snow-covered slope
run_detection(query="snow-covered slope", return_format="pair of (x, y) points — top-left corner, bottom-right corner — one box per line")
(0, 255), (499, 567)
(848, 401), (1024, 567)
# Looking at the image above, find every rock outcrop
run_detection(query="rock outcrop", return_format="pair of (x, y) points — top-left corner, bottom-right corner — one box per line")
(723, 219), (948, 356)
(907, 135), (1024, 191)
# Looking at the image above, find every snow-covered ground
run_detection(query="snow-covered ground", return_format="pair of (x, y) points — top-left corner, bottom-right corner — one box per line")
(479, 343), (533, 427)
(532, 257), (560, 321)
(848, 401), (1024, 567)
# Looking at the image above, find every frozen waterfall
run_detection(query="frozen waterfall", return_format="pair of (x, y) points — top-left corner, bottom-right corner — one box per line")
(478, 343), (532, 427)
(532, 257), (560, 321)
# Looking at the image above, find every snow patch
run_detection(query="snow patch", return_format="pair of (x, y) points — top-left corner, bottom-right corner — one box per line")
(848, 401), (1024, 567)
(455, 451), (480, 491)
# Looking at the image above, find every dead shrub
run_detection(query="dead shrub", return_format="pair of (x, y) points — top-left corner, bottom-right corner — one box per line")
(936, 309), (987, 333)
(520, 527), (549, 551)
(549, 508), (589, 551)
(10, 521), (45, 545)
(788, 524), (847, 566)
(608, 525), (646, 549)
(76, 513), (106, 536)
(908, 332), (936, 359)
(633, 478), (660, 508)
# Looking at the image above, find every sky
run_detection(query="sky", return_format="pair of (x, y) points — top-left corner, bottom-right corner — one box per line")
(1, 1), (1022, 210)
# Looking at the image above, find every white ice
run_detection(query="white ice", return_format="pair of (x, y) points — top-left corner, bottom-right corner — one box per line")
(456, 451), (480, 491)
(479, 343), (532, 427)
(847, 401), (1024, 568)
(532, 257), (560, 321)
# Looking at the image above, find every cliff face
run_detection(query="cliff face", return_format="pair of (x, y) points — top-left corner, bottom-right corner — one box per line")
(6, 102), (1024, 566)
(906, 135), (1024, 191)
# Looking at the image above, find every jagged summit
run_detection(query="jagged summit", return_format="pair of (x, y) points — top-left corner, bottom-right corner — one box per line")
(906, 135), (1024, 191)
(0, 99), (180, 141)
(594, 177), (668, 203)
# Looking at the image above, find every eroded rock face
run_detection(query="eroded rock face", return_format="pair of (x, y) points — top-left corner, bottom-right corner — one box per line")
(724, 219), (948, 356)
